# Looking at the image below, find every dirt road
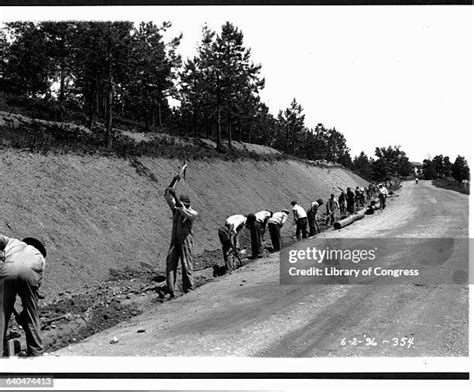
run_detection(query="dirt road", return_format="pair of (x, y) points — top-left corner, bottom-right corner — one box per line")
(58, 180), (468, 357)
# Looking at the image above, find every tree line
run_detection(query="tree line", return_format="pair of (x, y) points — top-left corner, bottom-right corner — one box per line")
(422, 155), (470, 184)
(0, 20), (469, 183)
(0, 20), (352, 161)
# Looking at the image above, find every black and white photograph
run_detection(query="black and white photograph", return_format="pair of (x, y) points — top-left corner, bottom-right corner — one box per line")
(0, 1), (472, 390)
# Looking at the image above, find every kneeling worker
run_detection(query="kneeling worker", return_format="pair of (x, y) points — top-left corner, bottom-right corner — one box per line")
(267, 210), (290, 251)
(1, 235), (46, 357)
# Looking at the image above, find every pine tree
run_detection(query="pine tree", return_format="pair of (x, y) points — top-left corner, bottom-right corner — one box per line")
(5, 22), (52, 96)
(127, 21), (181, 131)
(452, 156), (470, 183)
(277, 98), (305, 155)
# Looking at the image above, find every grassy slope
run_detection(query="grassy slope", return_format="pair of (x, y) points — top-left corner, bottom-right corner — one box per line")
(0, 149), (368, 296)
(432, 178), (469, 195)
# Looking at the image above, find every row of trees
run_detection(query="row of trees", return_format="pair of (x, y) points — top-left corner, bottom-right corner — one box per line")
(1, 21), (181, 147)
(351, 145), (414, 181)
(422, 155), (470, 184)
(0, 20), (469, 184)
(0, 20), (351, 161)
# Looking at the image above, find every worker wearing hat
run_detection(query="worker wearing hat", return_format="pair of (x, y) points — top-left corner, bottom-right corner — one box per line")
(0, 235), (46, 357)
(307, 200), (323, 237)
(325, 194), (340, 226)
(267, 209), (290, 252)
(378, 183), (389, 209)
(164, 174), (198, 298)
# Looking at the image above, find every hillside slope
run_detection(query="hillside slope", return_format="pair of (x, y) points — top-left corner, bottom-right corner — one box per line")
(0, 149), (367, 296)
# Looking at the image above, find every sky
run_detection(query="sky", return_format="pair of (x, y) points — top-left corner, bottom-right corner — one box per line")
(2, 5), (472, 163)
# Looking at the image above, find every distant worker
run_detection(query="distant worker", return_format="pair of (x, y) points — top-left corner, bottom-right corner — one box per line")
(1, 235), (47, 357)
(415, 177), (419, 184)
(346, 187), (355, 214)
(365, 186), (371, 201)
(218, 214), (246, 271)
(291, 201), (308, 240)
(325, 194), (340, 226)
(164, 173), (198, 298)
(360, 186), (366, 205)
(267, 210), (290, 251)
(378, 183), (389, 210)
(370, 183), (377, 199)
(307, 200), (322, 237)
(338, 191), (347, 215)
(366, 184), (372, 199)
(355, 187), (364, 208)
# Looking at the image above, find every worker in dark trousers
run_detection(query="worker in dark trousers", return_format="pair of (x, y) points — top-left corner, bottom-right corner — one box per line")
(338, 191), (347, 215)
(346, 187), (355, 214)
(225, 214), (247, 252)
(354, 187), (362, 208)
(307, 201), (322, 237)
(360, 187), (366, 205)
(218, 214), (246, 271)
(255, 210), (272, 241)
(365, 186), (371, 201)
(218, 226), (242, 272)
(1, 235), (46, 357)
(291, 201), (308, 239)
(378, 183), (388, 209)
(267, 210), (289, 251)
(245, 213), (263, 259)
(164, 174), (198, 298)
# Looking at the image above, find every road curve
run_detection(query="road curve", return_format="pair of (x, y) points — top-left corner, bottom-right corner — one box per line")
(58, 180), (468, 357)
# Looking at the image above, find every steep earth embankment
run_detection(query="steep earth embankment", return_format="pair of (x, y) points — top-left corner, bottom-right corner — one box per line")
(0, 149), (367, 297)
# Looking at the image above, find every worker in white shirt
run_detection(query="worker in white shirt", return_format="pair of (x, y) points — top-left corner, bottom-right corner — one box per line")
(254, 210), (272, 241)
(291, 201), (308, 239)
(1, 235), (46, 357)
(378, 183), (389, 209)
(218, 214), (246, 271)
(226, 214), (247, 250)
(245, 210), (272, 259)
(267, 210), (290, 251)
